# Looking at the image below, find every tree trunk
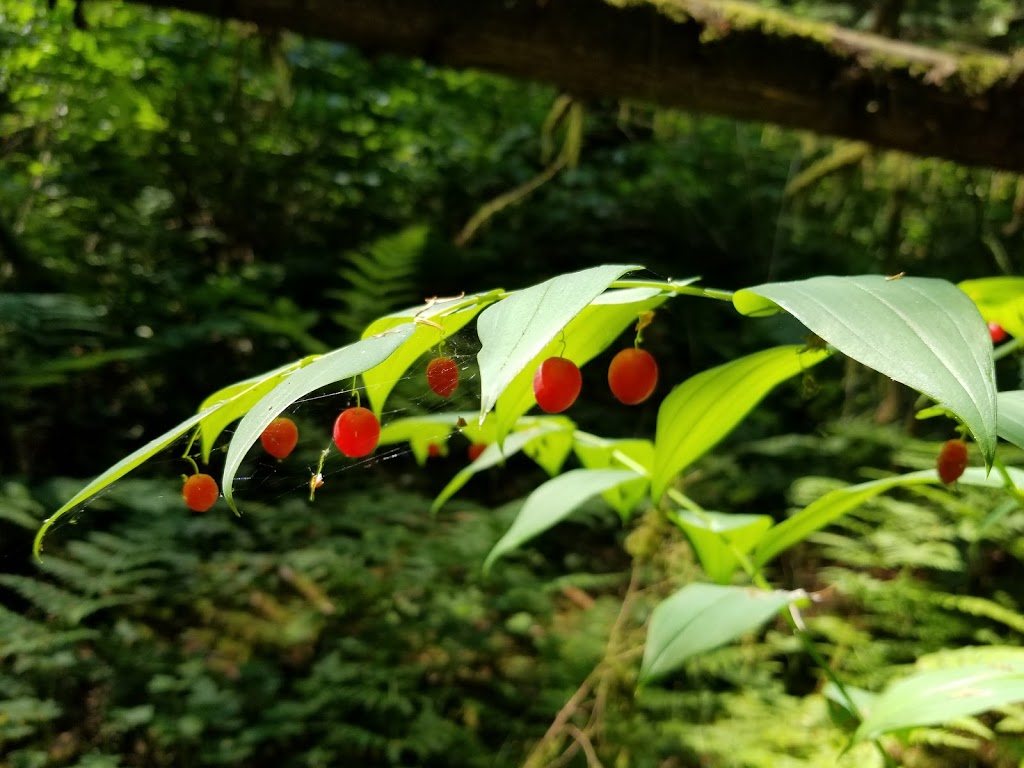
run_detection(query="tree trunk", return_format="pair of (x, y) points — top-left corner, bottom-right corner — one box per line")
(121, 0), (1024, 173)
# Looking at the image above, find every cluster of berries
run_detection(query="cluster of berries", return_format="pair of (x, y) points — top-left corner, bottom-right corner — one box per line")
(183, 344), (661, 511)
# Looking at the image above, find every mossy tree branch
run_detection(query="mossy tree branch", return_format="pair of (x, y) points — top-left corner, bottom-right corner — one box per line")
(117, 0), (1024, 172)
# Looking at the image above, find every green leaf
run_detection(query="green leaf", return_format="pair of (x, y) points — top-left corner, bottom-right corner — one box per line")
(34, 404), (221, 558)
(197, 358), (311, 463)
(221, 324), (416, 511)
(651, 345), (831, 500)
(520, 423), (576, 476)
(854, 663), (1024, 742)
(997, 390), (1024, 452)
(430, 419), (574, 513)
(376, 414), (460, 465)
(735, 276), (998, 465)
(476, 264), (641, 424)
(640, 583), (803, 682)
(574, 434), (655, 518)
(491, 285), (675, 440)
(672, 511), (773, 584)
(958, 277), (1024, 338)
(483, 468), (643, 571)
(360, 292), (495, 417)
(753, 466), (1024, 568)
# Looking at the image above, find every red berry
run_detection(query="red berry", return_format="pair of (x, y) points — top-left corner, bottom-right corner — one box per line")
(332, 406), (381, 458)
(260, 417), (299, 459)
(989, 322), (1008, 344)
(427, 442), (442, 458)
(467, 443), (487, 462)
(532, 357), (582, 414)
(426, 356), (459, 398)
(182, 473), (219, 512)
(937, 439), (969, 485)
(608, 348), (659, 405)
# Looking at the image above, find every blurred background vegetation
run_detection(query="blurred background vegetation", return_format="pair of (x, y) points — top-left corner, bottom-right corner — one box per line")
(3, 1), (1024, 766)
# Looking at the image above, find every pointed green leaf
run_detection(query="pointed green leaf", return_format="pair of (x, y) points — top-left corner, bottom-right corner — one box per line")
(854, 662), (1024, 742)
(430, 420), (573, 513)
(672, 511), (773, 584)
(360, 292), (495, 417)
(376, 415), (458, 465)
(197, 358), (311, 463)
(484, 468), (643, 571)
(491, 285), (678, 440)
(958, 277), (1024, 338)
(640, 583), (803, 682)
(651, 345), (831, 500)
(753, 466), (1024, 568)
(34, 404), (220, 558)
(520, 424), (576, 476)
(574, 434), (655, 518)
(476, 265), (641, 423)
(735, 276), (998, 464)
(222, 324), (415, 511)
(997, 390), (1024, 452)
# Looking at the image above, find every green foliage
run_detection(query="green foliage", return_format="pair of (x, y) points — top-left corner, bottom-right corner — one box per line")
(735, 275), (999, 463)
(9, 1), (1024, 765)
(4, 481), (617, 767)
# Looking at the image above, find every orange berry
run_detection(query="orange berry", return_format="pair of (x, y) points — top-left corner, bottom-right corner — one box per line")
(937, 439), (969, 485)
(332, 407), (380, 458)
(182, 473), (219, 512)
(989, 322), (1008, 344)
(532, 357), (582, 414)
(467, 443), (487, 462)
(426, 356), (459, 398)
(260, 417), (299, 459)
(608, 348), (659, 405)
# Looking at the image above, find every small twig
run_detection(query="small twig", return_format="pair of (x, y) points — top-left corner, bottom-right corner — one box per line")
(566, 725), (604, 768)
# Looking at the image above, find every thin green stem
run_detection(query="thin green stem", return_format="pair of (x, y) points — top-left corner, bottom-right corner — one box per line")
(609, 279), (734, 301)
(992, 335), (1023, 363)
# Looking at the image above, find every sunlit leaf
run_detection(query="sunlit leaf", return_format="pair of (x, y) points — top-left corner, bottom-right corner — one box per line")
(361, 291), (496, 416)
(34, 405), (219, 558)
(490, 285), (678, 440)
(640, 583), (803, 682)
(735, 276), (998, 464)
(997, 390), (1024, 452)
(574, 433), (655, 517)
(854, 663), (1024, 742)
(651, 345), (830, 500)
(672, 511), (773, 584)
(222, 324), (415, 511)
(520, 424), (576, 476)
(958, 277), (1024, 339)
(377, 414), (460, 465)
(484, 468), (643, 571)
(197, 358), (310, 463)
(476, 264), (641, 424)
(430, 420), (574, 513)
(753, 466), (1024, 568)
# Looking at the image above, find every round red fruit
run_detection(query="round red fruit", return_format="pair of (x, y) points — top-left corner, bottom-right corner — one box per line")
(260, 417), (299, 459)
(608, 348), (659, 405)
(333, 406), (381, 458)
(533, 357), (582, 414)
(426, 356), (460, 398)
(989, 322), (1008, 344)
(467, 443), (487, 462)
(936, 439), (969, 485)
(427, 442), (442, 458)
(183, 473), (219, 512)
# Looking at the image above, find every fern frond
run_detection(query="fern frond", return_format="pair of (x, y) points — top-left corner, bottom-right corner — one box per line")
(0, 574), (138, 624)
(330, 225), (428, 335)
